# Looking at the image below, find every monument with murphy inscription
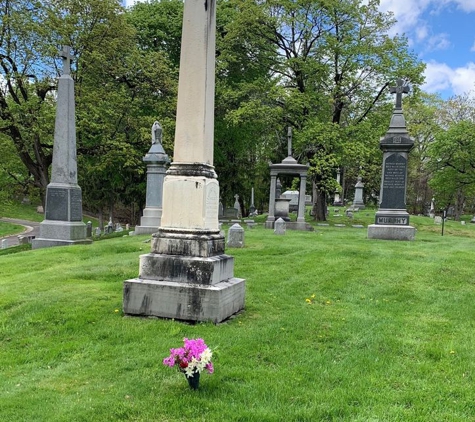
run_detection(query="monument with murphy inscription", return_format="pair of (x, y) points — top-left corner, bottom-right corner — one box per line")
(367, 79), (415, 241)
(33, 46), (91, 249)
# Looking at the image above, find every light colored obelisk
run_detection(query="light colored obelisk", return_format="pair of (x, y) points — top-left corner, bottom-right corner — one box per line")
(123, 0), (245, 322)
(33, 46), (91, 249)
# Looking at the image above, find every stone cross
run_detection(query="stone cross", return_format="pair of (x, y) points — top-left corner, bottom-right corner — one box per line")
(389, 79), (409, 109)
(287, 127), (292, 157)
(59, 45), (74, 75)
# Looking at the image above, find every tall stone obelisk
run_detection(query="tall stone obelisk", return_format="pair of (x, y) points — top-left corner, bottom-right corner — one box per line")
(367, 79), (415, 241)
(33, 46), (91, 249)
(123, 0), (245, 323)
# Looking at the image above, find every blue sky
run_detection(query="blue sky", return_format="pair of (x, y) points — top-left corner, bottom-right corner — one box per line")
(379, 0), (475, 98)
(125, 0), (475, 99)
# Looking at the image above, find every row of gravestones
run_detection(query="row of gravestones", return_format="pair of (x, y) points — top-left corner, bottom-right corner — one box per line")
(225, 218), (287, 249)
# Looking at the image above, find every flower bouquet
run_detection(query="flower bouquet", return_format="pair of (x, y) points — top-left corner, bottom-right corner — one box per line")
(163, 338), (214, 389)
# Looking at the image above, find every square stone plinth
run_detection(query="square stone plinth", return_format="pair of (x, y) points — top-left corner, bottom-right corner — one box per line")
(123, 277), (245, 323)
(139, 253), (234, 285)
(367, 224), (415, 241)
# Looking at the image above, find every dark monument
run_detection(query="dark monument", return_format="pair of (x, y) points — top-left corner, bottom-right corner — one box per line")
(368, 79), (415, 240)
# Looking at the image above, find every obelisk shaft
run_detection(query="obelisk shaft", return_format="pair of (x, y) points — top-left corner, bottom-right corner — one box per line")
(51, 72), (78, 184)
(173, 0), (215, 165)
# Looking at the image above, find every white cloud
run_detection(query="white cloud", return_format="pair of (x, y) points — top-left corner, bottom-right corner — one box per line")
(426, 33), (451, 51)
(423, 60), (475, 96)
(452, 0), (475, 12)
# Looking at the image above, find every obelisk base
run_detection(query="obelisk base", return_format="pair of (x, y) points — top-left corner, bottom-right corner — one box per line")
(368, 209), (415, 241)
(32, 220), (92, 249)
(124, 232), (245, 322)
(134, 208), (162, 235)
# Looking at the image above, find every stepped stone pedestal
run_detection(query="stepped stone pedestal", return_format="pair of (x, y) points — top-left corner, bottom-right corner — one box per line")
(123, 0), (245, 322)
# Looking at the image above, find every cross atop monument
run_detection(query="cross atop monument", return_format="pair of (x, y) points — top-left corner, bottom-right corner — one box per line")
(287, 126), (292, 157)
(389, 79), (409, 109)
(59, 45), (74, 76)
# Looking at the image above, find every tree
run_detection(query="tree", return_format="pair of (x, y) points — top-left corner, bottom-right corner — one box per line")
(221, 0), (425, 219)
(404, 92), (443, 214)
(428, 121), (475, 220)
(0, 0), (177, 221)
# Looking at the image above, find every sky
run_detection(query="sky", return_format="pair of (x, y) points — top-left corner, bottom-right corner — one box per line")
(125, 0), (475, 99)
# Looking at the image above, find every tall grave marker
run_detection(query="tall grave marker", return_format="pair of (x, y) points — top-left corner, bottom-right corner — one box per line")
(123, 0), (245, 323)
(368, 79), (415, 241)
(134, 121), (169, 235)
(33, 46), (91, 249)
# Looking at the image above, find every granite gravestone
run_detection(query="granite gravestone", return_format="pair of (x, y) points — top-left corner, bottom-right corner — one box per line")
(134, 121), (170, 235)
(123, 0), (245, 323)
(227, 223), (244, 248)
(274, 217), (286, 235)
(352, 176), (365, 209)
(32, 46), (91, 249)
(368, 79), (415, 241)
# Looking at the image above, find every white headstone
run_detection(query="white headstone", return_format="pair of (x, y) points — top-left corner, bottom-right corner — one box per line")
(274, 217), (286, 235)
(227, 223), (244, 248)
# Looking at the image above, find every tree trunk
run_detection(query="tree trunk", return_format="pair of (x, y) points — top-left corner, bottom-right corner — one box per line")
(311, 180), (327, 221)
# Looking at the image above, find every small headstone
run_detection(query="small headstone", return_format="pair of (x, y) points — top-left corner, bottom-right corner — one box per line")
(352, 224), (364, 228)
(244, 219), (256, 229)
(36, 205), (44, 213)
(434, 216), (442, 225)
(86, 221), (92, 237)
(461, 221), (466, 225)
(2, 239), (8, 249)
(274, 217), (286, 235)
(219, 223), (225, 237)
(335, 224), (346, 227)
(95, 227), (101, 236)
(116, 226), (124, 232)
(126, 223), (130, 230)
(227, 223), (244, 248)
(18, 235), (29, 244)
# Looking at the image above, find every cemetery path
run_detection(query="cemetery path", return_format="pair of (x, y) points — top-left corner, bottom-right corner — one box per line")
(0, 218), (40, 247)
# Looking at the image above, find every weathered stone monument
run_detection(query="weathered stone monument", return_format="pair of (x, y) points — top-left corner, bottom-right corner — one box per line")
(134, 121), (170, 235)
(265, 127), (312, 231)
(249, 187), (256, 215)
(227, 223), (244, 248)
(123, 0), (245, 323)
(351, 176), (365, 210)
(32, 46), (91, 249)
(368, 79), (415, 241)
(333, 168), (343, 206)
(274, 217), (286, 235)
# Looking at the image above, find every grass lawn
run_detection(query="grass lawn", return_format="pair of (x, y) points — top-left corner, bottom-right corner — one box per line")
(1, 214), (475, 421)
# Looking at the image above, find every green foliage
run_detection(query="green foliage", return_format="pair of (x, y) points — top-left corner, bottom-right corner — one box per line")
(428, 120), (475, 213)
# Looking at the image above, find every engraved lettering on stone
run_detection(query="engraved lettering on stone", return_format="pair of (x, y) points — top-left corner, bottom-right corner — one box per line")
(383, 162), (406, 189)
(377, 216), (407, 225)
(45, 188), (68, 221)
(70, 189), (82, 221)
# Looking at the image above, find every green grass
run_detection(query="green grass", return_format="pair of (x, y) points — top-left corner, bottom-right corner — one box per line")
(2, 221), (475, 421)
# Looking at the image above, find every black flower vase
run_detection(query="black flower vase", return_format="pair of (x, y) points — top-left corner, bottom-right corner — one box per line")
(186, 372), (200, 390)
